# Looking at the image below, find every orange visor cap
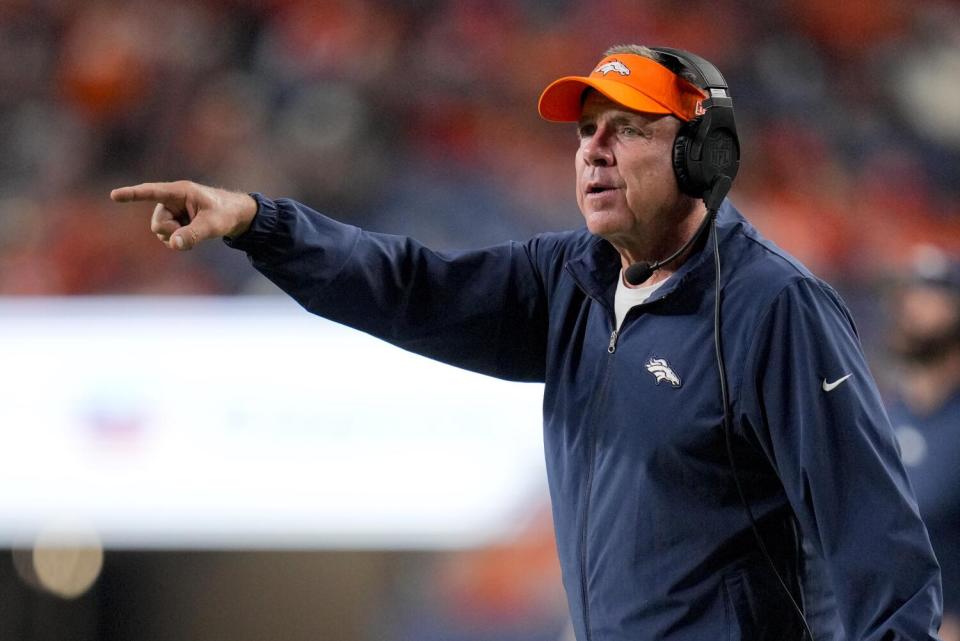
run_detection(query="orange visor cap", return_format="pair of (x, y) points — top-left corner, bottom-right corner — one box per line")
(538, 53), (706, 122)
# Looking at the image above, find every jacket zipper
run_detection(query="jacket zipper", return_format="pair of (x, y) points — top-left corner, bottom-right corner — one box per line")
(579, 318), (618, 641)
(563, 263), (623, 641)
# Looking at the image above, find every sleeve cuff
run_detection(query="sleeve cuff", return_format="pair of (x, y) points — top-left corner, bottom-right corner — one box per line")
(223, 192), (279, 251)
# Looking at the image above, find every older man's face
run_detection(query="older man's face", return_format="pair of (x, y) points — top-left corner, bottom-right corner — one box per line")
(575, 92), (685, 243)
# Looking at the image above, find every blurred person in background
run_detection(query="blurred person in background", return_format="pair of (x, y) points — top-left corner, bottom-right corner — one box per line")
(886, 246), (960, 641)
(110, 45), (942, 641)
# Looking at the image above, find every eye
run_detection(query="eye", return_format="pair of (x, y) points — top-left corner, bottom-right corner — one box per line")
(577, 123), (596, 139)
(620, 125), (641, 137)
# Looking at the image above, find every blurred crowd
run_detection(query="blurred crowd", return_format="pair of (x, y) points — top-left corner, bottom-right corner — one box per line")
(1, 0), (959, 298)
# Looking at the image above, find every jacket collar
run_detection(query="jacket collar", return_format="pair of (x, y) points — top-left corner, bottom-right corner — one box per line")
(565, 200), (744, 311)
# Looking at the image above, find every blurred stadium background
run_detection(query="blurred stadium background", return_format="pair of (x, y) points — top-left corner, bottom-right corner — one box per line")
(1, 0), (959, 639)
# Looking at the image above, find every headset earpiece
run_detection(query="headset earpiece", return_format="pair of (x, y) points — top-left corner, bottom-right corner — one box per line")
(672, 111), (740, 199)
(672, 117), (701, 197)
(652, 47), (740, 204)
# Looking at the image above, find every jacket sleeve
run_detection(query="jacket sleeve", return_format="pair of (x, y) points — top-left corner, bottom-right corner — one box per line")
(224, 194), (549, 382)
(737, 277), (943, 641)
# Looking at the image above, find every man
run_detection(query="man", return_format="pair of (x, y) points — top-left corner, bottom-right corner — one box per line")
(111, 46), (943, 640)
(885, 246), (960, 641)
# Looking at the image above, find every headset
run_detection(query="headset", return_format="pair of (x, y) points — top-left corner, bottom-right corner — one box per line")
(647, 47), (815, 641)
(652, 46), (740, 207)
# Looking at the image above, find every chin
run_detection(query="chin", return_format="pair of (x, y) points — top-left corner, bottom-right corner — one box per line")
(582, 209), (633, 239)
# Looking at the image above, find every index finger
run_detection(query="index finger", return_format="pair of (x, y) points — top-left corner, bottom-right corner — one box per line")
(110, 182), (185, 205)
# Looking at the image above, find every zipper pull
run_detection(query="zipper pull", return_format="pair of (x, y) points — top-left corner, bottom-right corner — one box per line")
(608, 329), (619, 354)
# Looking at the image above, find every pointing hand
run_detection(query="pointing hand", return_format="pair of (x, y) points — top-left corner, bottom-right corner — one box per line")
(110, 180), (257, 250)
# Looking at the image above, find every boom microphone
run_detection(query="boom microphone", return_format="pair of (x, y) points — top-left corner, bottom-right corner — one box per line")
(624, 210), (714, 286)
(624, 176), (732, 286)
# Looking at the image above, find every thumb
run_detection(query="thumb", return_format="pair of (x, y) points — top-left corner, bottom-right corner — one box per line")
(170, 216), (216, 251)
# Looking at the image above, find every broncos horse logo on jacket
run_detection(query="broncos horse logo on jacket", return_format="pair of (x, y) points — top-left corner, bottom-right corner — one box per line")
(645, 358), (681, 387)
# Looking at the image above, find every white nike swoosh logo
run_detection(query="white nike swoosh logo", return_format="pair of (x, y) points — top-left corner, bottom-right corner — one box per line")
(822, 373), (853, 392)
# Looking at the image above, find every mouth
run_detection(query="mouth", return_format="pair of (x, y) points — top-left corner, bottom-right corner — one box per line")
(585, 182), (619, 197)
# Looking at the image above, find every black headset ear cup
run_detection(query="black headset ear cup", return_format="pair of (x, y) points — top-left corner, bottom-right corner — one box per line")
(672, 117), (702, 198)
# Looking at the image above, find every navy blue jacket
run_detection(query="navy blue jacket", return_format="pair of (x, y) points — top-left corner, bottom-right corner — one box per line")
(227, 195), (943, 641)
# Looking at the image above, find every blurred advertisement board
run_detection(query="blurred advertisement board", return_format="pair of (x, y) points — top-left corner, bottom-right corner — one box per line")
(0, 297), (547, 549)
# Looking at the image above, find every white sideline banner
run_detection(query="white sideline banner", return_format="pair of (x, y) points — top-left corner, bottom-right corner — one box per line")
(0, 297), (548, 549)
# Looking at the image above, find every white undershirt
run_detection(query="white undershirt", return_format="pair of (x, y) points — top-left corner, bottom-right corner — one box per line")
(614, 270), (667, 330)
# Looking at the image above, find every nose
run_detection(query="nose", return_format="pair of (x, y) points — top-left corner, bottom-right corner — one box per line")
(581, 125), (614, 167)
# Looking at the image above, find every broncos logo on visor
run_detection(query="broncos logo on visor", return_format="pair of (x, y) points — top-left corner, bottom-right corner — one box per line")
(594, 60), (631, 76)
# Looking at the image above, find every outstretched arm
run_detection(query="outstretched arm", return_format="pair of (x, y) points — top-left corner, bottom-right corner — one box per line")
(110, 181), (257, 250)
(111, 184), (550, 381)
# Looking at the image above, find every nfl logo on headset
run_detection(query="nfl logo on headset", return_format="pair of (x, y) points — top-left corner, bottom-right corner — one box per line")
(708, 132), (733, 171)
